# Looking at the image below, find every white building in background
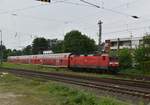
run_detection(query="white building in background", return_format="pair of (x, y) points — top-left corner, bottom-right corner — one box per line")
(43, 50), (53, 54)
(43, 39), (63, 54)
(107, 37), (143, 50)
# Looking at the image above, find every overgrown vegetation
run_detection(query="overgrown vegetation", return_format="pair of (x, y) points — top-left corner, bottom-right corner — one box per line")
(0, 62), (123, 79)
(109, 34), (150, 75)
(63, 30), (97, 54)
(109, 48), (132, 69)
(52, 30), (97, 53)
(0, 73), (130, 105)
(134, 34), (150, 73)
(118, 48), (132, 69)
(0, 62), (65, 72)
(32, 37), (49, 54)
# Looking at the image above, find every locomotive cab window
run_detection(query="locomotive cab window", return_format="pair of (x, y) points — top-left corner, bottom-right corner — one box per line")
(70, 57), (73, 60)
(110, 57), (118, 61)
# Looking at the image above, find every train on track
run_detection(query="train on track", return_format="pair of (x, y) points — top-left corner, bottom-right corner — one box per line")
(7, 53), (119, 73)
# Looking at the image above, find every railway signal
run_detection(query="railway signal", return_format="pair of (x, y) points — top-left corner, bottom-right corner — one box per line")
(36, 0), (51, 3)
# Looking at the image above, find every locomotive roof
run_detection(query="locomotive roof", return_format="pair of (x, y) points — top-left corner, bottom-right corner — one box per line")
(8, 53), (71, 58)
(8, 53), (110, 59)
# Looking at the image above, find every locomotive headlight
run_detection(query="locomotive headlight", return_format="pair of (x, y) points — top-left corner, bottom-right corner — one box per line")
(109, 62), (113, 65)
(115, 62), (119, 65)
(109, 62), (119, 65)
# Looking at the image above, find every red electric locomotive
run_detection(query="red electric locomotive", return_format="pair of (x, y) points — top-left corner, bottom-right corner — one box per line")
(7, 53), (119, 72)
(69, 54), (118, 71)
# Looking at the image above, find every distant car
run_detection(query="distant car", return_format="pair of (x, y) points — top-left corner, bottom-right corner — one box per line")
(7, 53), (119, 73)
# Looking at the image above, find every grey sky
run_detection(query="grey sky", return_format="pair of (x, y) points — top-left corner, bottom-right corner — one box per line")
(0, 0), (149, 49)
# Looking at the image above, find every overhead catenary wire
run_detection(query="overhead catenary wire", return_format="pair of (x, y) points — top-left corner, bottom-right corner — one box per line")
(0, 0), (148, 49)
(54, 0), (139, 19)
(103, 18), (150, 29)
(9, 1), (147, 33)
(80, 0), (101, 8)
(103, 25), (150, 35)
(11, 13), (70, 24)
(4, 0), (140, 29)
(0, 0), (63, 16)
(55, 0), (142, 29)
(47, 0), (136, 27)
(78, 0), (139, 19)
(1, 25), (63, 41)
(111, 0), (139, 9)
(54, 0), (92, 7)
(0, 4), (46, 15)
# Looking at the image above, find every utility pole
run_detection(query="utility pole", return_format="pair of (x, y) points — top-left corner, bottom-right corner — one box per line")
(0, 30), (3, 64)
(98, 20), (103, 52)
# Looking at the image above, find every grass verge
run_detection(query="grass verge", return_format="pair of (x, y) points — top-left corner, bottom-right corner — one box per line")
(0, 72), (131, 105)
(0, 62), (121, 79)
(119, 68), (150, 76)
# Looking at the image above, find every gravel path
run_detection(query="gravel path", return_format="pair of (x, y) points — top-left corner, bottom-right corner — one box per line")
(0, 92), (22, 105)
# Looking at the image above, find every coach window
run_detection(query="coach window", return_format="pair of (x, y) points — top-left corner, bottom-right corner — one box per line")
(60, 59), (63, 63)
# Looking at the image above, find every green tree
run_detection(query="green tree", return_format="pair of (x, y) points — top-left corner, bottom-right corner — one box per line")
(52, 41), (64, 53)
(63, 30), (97, 54)
(118, 48), (132, 69)
(3, 49), (12, 60)
(22, 45), (32, 55)
(32, 37), (49, 54)
(134, 34), (150, 71)
(11, 49), (22, 56)
(143, 34), (150, 60)
(109, 50), (117, 57)
(134, 47), (146, 66)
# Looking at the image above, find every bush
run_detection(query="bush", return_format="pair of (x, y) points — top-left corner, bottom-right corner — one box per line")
(139, 61), (150, 73)
(134, 34), (150, 73)
(134, 46), (150, 70)
(143, 61), (150, 69)
(118, 48), (132, 69)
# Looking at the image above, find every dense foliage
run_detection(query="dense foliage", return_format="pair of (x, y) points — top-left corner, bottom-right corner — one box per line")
(109, 34), (150, 72)
(63, 30), (97, 54)
(0, 72), (129, 105)
(52, 41), (64, 53)
(109, 49), (132, 69)
(118, 48), (132, 69)
(134, 34), (150, 72)
(32, 37), (49, 54)
(22, 45), (32, 55)
(51, 30), (97, 54)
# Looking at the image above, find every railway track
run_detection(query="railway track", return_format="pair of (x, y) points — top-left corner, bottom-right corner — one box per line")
(115, 73), (150, 81)
(0, 68), (150, 100)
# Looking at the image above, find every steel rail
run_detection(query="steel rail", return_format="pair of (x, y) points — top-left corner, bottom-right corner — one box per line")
(116, 73), (150, 81)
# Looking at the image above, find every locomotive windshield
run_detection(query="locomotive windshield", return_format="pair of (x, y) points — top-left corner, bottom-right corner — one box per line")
(109, 57), (118, 61)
